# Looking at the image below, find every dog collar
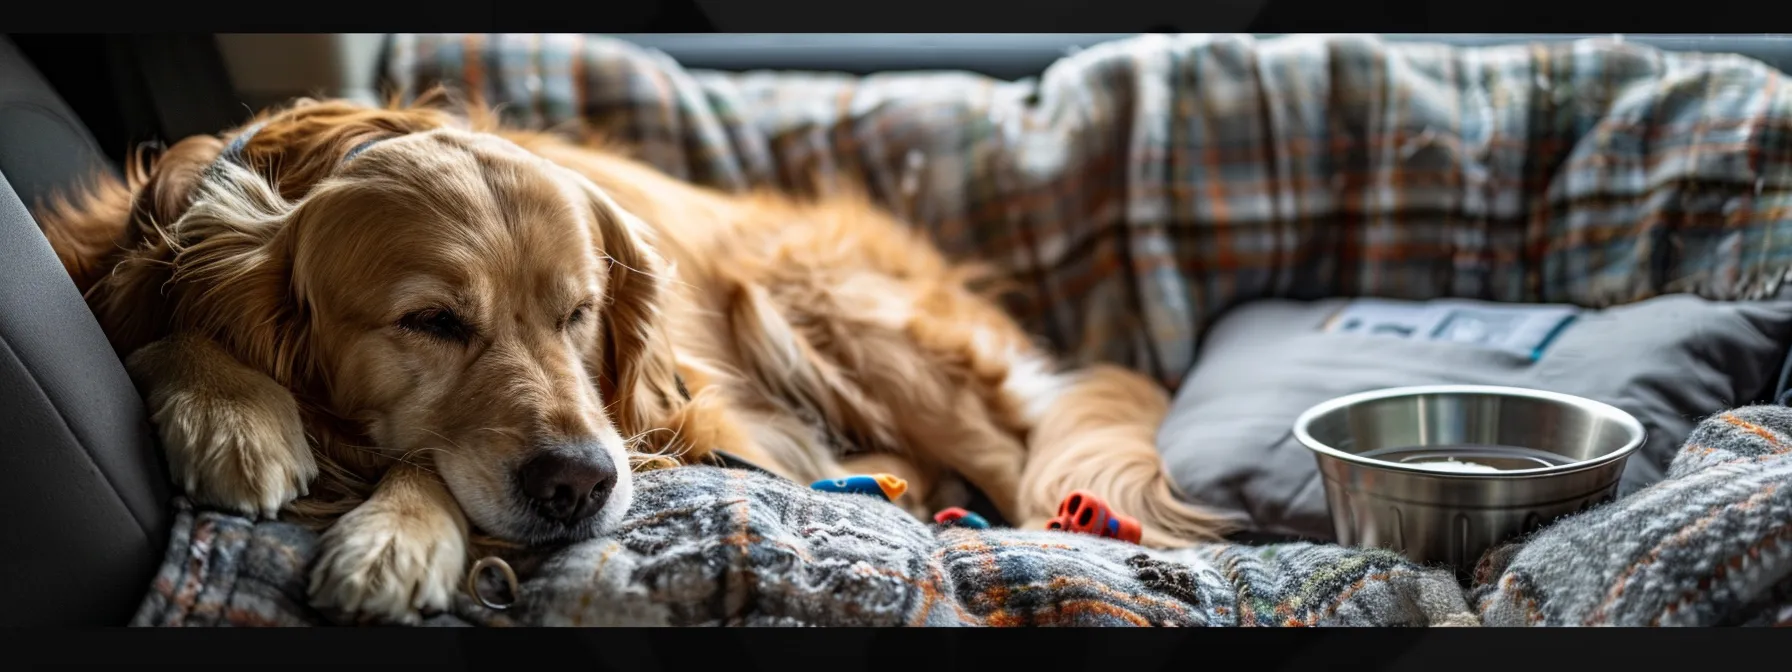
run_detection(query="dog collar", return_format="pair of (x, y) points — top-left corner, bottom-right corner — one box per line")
(212, 118), (393, 170)
(342, 136), (387, 162)
(708, 449), (781, 478)
(667, 373), (774, 475)
(216, 119), (268, 166)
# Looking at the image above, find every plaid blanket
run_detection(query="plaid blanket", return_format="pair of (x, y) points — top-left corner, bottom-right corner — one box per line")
(385, 33), (1792, 389)
(134, 467), (1476, 627)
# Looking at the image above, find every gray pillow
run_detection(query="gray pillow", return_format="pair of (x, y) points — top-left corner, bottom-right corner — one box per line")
(1158, 295), (1792, 541)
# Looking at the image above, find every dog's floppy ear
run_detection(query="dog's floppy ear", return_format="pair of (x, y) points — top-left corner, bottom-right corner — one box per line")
(37, 134), (232, 359)
(162, 158), (311, 389)
(578, 179), (682, 450)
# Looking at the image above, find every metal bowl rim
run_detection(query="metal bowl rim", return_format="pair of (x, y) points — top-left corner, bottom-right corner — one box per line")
(1291, 384), (1647, 479)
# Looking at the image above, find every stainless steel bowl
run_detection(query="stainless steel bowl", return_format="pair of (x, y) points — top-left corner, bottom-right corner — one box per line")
(1293, 385), (1646, 576)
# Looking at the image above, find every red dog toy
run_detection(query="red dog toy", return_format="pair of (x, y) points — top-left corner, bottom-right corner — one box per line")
(932, 506), (991, 529)
(1046, 490), (1141, 544)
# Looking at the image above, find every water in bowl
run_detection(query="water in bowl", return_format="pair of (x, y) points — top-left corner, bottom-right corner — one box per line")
(1356, 444), (1578, 473)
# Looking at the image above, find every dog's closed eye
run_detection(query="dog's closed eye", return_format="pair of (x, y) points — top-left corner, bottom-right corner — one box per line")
(559, 302), (593, 332)
(398, 307), (472, 343)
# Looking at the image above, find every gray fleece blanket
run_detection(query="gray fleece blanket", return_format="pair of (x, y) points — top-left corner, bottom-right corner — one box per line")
(132, 405), (1792, 627)
(1472, 404), (1792, 626)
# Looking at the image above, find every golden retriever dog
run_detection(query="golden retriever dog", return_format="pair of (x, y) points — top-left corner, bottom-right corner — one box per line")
(35, 94), (1227, 624)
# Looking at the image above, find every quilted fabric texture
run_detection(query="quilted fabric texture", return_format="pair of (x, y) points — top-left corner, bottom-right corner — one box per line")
(134, 467), (1476, 627)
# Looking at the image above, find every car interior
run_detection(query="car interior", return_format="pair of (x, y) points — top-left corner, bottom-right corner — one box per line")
(6, 32), (1792, 627)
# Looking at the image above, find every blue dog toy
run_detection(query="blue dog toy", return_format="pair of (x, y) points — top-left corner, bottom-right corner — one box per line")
(810, 474), (908, 502)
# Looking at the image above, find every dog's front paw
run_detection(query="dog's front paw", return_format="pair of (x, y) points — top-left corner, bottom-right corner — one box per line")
(129, 336), (317, 520)
(149, 382), (316, 519)
(308, 503), (467, 625)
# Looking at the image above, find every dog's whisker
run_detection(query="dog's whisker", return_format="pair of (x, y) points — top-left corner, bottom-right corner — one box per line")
(473, 426), (523, 440)
(599, 254), (668, 282)
(331, 441), (393, 461)
(394, 449), (444, 474)
(415, 428), (471, 471)
(601, 397), (626, 415)
(397, 445), (450, 461)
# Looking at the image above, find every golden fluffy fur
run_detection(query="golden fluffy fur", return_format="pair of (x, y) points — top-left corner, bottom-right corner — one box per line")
(34, 94), (1228, 624)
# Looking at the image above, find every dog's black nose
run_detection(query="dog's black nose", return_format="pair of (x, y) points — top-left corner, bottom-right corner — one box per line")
(518, 449), (617, 522)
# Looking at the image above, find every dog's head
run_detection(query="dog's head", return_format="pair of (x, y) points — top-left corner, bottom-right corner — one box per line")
(119, 99), (680, 543)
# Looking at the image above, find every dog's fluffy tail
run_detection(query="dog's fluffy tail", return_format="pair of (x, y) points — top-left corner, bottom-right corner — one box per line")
(1016, 363), (1232, 548)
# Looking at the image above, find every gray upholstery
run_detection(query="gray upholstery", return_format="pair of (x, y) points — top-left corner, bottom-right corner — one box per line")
(0, 42), (117, 205)
(0, 36), (171, 626)
(1159, 295), (1792, 541)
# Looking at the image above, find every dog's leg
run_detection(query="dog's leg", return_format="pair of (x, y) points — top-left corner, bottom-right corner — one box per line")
(125, 332), (317, 519)
(726, 274), (1031, 522)
(890, 402), (1029, 523)
(308, 461), (469, 625)
(892, 287), (1227, 547)
(1013, 363), (1233, 548)
(665, 379), (948, 520)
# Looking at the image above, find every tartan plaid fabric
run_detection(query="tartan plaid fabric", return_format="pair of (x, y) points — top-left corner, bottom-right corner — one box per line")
(384, 33), (1792, 388)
